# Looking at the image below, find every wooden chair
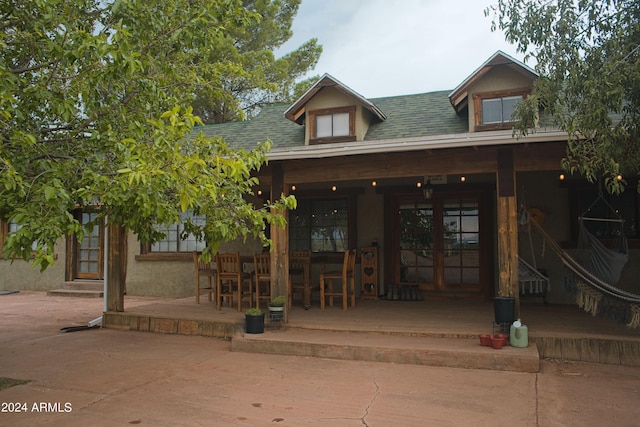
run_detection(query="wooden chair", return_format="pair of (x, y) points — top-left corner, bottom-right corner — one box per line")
(193, 251), (215, 304)
(215, 253), (252, 311)
(288, 250), (311, 309)
(253, 252), (271, 309)
(320, 249), (356, 310)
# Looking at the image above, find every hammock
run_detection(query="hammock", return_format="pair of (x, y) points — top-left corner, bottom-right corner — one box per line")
(525, 210), (640, 328)
(576, 218), (628, 285)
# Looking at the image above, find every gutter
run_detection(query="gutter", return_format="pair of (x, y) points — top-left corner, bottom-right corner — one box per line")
(267, 128), (568, 161)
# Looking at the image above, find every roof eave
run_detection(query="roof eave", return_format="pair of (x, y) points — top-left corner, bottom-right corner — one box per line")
(267, 128), (567, 161)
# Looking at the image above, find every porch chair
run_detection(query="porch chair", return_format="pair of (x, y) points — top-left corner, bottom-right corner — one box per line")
(253, 252), (272, 309)
(320, 249), (357, 310)
(215, 253), (252, 311)
(288, 250), (311, 309)
(193, 251), (216, 304)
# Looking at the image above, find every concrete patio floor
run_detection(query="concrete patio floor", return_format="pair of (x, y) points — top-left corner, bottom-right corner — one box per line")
(101, 293), (640, 367)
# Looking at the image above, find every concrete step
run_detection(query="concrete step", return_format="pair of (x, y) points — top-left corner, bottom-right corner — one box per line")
(231, 329), (540, 373)
(60, 281), (104, 291)
(47, 283), (104, 298)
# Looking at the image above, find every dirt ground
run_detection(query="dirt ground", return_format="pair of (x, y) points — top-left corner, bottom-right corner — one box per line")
(1, 292), (639, 426)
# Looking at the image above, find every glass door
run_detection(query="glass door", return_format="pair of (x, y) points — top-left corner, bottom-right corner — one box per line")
(441, 198), (481, 292)
(395, 192), (486, 296)
(75, 212), (104, 279)
(399, 200), (435, 289)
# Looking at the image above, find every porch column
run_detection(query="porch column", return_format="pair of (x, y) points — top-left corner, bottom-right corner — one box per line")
(106, 223), (127, 312)
(270, 165), (289, 319)
(496, 148), (520, 317)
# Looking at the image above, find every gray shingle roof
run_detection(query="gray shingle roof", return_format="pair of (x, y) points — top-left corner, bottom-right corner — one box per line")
(194, 90), (468, 151)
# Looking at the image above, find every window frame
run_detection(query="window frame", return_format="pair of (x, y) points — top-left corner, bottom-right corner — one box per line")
(473, 88), (530, 131)
(309, 106), (356, 144)
(289, 194), (357, 253)
(138, 211), (206, 261)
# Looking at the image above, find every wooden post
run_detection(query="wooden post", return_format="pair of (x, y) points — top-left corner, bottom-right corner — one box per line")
(270, 165), (289, 321)
(106, 223), (127, 312)
(496, 149), (519, 317)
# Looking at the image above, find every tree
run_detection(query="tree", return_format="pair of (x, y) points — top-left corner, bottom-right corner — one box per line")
(0, 0), (297, 271)
(486, 0), (640, 193)
(191, 0), (322, 124)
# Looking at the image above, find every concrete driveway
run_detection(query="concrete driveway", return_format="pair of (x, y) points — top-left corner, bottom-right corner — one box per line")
(1, 292), (639, 426)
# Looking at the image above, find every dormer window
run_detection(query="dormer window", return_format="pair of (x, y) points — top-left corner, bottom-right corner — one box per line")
(473, 88), (530, 131)
(309, 106), (356, 144)
(481, 95), (522, 125)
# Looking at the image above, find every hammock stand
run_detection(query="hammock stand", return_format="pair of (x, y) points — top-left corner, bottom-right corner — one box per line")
(517, 203), (550, 298)
(523, 196), (640, 328)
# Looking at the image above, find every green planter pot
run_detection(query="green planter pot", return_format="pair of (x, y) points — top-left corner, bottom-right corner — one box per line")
(245, 313), (265, 334)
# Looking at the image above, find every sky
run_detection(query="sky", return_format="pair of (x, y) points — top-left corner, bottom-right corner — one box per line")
(277, 0), (530, 99)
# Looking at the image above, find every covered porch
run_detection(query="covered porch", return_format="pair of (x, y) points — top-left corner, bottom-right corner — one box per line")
(103, 296), (640, 367)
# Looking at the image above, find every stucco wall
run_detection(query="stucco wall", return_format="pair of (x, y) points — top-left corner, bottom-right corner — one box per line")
(0, 241), (65, 291)
(125, 237), (263, 298)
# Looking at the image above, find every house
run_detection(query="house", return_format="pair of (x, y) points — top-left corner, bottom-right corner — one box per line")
(3, 51), (638, 317)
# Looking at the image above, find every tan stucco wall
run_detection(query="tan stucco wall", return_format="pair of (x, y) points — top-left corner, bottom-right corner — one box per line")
(0, 241), (65, 291)
(468, 65), (533, 131)
(357, 185), (385, 295)
(125, 237), (263, 298)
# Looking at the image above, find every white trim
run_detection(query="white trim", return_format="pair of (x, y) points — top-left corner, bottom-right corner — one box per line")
(267, 128), (568, 161)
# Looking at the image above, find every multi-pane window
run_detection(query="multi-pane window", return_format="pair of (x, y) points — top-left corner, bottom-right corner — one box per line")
(316, 112), (350, 138)
(151, 212), (206, 252)
(481, 95), (522, 125)
(289, 199), (349, 253)
(309, 106), (355, 143)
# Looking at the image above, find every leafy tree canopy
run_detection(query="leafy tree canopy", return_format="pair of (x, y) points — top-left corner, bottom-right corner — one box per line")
(0, 0), (299, 270)
(191, 0), (322, 123)
(487, 0), (640, 193)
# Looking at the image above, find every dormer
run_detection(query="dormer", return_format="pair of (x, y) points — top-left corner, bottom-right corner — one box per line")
(448, 51), (538, 132)
(284, 74), (386, 145)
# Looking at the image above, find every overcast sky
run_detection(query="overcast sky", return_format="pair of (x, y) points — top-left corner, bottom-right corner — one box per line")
(277, 0), (529, 99)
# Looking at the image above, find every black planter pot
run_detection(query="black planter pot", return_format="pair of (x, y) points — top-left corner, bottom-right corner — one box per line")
(245, 313), (265, 334)
(493, 296), (515, 325)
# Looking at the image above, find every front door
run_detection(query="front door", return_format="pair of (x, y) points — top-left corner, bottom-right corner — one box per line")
(393, 190), (490, 298)
(73, 211), (104, 280)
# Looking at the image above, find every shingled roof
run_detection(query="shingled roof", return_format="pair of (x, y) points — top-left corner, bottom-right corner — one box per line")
(195, 90), (467, 152)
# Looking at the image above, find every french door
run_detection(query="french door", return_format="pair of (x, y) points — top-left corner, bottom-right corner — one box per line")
(73, 211), (104, 280)
(394, 191), (489, 297)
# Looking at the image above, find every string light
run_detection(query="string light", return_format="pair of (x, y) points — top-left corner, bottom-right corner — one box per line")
(331, 185), (337, 191)
(559, 174), (565, 181)
(291, 185), (296, 191)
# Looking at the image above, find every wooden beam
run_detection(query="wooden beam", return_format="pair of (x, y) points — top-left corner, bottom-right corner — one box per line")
(270, 165), (289, 320)
(106, 223), (127, 312)
(496, 149), (519, 316)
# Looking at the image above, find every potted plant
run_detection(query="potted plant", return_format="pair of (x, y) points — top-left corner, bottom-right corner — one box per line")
(245, 307), (265, 334)
(269, 296), (286, 321)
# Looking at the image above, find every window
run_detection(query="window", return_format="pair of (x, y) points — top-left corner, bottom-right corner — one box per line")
(316, 112), (349, 138)
(309, 106), (356, 143)
(144, 212), (206, 253)
(289, 198), (350, 252)
(473, 89), (529, 131)
(481, 95), (522, 125)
